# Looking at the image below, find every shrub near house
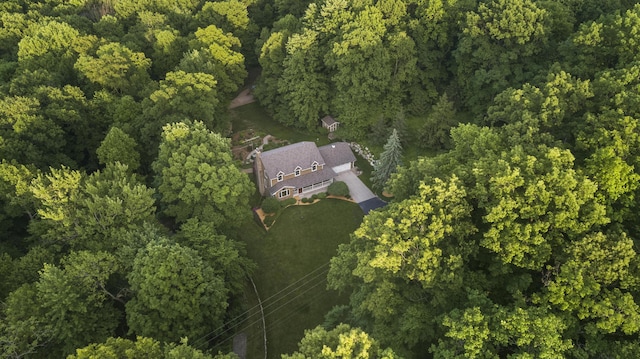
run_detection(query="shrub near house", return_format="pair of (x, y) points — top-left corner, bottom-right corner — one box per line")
(261, 197), (281, 214)
(327, 181), (349, 197)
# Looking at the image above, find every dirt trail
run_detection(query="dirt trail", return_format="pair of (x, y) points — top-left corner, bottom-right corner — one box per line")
(229, 89), (256, 109)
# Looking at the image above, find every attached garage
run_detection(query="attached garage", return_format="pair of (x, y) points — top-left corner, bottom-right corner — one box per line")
(319, 142), (356, 175)
(331, 163), (352, 173)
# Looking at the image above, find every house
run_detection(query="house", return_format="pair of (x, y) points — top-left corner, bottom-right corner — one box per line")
(320, 116), (339, 132)
(254, 141), (356, 199)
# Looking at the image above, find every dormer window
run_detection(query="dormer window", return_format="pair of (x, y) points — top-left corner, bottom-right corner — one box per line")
(311, 162), (318, 172)
(294, 166), (301, 177)
(277, 171), (284, 182)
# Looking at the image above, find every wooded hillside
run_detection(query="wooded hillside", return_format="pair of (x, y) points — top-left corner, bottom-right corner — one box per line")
(2, 0), (640, 358)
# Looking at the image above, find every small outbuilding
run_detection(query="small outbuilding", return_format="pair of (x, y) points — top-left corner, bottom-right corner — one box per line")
(320, 116), (339, 132)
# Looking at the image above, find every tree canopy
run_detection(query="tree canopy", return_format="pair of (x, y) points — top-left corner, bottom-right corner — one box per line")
(152, 121), (253, 230)
(3, 0), (640, 357)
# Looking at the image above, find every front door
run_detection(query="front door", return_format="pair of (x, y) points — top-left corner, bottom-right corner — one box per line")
(298, 188), (303, 194)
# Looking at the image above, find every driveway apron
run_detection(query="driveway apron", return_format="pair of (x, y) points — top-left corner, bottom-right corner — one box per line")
(334, 171), (386, 214)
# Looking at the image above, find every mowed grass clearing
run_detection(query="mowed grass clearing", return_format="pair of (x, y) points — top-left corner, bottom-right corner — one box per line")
(230, 102), (331, 146)
(239, 199), (364, 358)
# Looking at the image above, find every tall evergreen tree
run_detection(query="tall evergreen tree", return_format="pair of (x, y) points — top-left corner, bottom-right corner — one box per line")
(371, 128), (403, 191)
(419, 93), (457, 150)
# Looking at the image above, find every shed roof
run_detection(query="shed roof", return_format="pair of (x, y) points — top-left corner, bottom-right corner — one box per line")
(318, 142), (356, 168)
(259, 141), (325, 179)
(321, 116), (338, 126)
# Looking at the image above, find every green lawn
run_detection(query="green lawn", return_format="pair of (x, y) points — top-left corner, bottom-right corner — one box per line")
(230, 102), (331, 146)
(238, 199), (363, 358)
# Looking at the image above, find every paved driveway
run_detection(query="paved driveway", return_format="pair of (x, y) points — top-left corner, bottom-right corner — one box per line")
(334, 171), (387, 213)
(358, 197), (387, 214)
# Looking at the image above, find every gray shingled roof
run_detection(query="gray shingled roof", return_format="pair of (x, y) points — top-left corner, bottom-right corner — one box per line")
(269, 167), (336, 195)
(321, 116), (338, 126)
(259, 141), (325, 179)
(318, 142), (356, 168)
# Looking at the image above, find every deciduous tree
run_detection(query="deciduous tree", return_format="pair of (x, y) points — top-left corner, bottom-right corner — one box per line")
(2, 250), (123, 357)
(96, 126), (141, 172)
(453, 0), (551, 113)
(16, 21), (82, 84)
(126, 239), (229, 343)
(0, 96), (69, 168)
(282, 324), (401, 359)
(277, 29), (330, 129)
(74, 42), (151, 96)
(177, 218), (254, 297)
(152, 121), (253, 230)
(329, 177), (476, 348)
(140, 70), (219, 156)
(28, 163), (156, 252)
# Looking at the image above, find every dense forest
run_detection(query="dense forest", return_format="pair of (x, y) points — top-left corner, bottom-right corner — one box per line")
(2, 0), (640, 358)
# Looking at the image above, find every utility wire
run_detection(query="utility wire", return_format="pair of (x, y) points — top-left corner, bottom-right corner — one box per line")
(204, 273), (330, 352)
(232, 282), (333, 357)
(202, 268), (328, 349)
(195, 267), (328, 349)
(192, 262), (331, 349)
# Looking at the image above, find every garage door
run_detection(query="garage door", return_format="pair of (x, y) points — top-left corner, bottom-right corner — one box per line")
(332, 163), (352, 173)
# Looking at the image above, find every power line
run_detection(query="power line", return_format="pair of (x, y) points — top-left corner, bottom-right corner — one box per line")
(202, 268), (328, 350)
(249, 275), (267, 359)
(192, 262), (332, 349)
(191, 261), (329, 348)
(234, 286), (334, 357)
(265, 287), (332, 334)
(204, 272), (330, 353)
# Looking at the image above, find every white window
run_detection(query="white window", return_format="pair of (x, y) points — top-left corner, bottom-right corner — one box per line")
(277, 172), (284, 182)
(311, 162), (318, 172)
(294, 166), (301, 177)
(279, 189), (290, 198)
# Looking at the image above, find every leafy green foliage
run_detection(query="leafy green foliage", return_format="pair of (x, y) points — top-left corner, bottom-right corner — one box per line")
(2, 251), (123, 357)
(74, 42), (151, 96)
(329, 176), (476, 348)
(453, 0), (552, 114)
(126, 239), (229, 343)
(474, 145), (607, 269)
(0, 160), (38, 225)
(16, 20), (83, 84)
(28, 163), (156, 252)
(327, 181), (349, 197)
(96, 126), (140, 171)
(177, 218), (255, 297)
(69, 336), (163, 358)
(419, 93), (458, 150)
(187, 24), (247, 99)
(432, 299), (573, 358)
(338, 119), (640, 355)
(4, 0), (640, 357)
(0, 95), (69, 168)
(282, 324), (401, 358)
(261, 196), (281, 214)
(152, 121), (253, 229)
(256, 0), (418, 136)
(0, 1), (255, 356)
